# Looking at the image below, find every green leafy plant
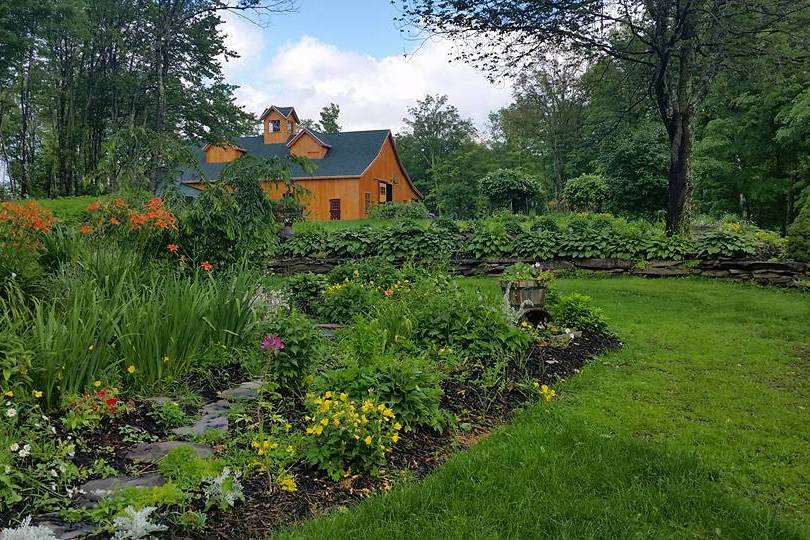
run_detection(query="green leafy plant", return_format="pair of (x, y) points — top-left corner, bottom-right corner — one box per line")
(368, 201), (429, 220)
(501, 262), (555, 283)
(694, 230), (756, 258)
(314, 355), (447, 431)
(146, 399), (189, 430)
(550, 293), (609, 333)
(786, 204), (810, 261)
(262, 309), (323, 391)
(303, 392), (401, 480)
(564, 173), (607, 212)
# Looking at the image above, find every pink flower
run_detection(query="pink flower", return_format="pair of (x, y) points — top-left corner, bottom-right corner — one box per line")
(261, 335), (285, 351)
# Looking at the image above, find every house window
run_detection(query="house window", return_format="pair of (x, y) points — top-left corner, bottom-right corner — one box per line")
(364, 192), (371, 214)
(270, 120), (281, 132)
(378, 183), (387, 203)
(329, 199), (341, 220)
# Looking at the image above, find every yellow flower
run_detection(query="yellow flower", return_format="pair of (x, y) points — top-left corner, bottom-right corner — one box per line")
(393, 422), (402, 431)
(333, 417), (341, 426)
(364, 435), (372, 445)
(93, 381), (102, 388)
(391, 433), (400, 443)
(324, 391), (333, 399)
(251, 440), (260, 449)
(127, 365), (136, 374)
(257, 449), (265, 456)
(88, 344), (94, 351)
(353, 270), (360, 277)
(270, 442), (279, 449)
(382, 408), (395, 419)
(306, 427), (314, 435)
(286, 445), (295, 454)
(339, 392), (348, 401)
(162, 356), (170, 363)
(3, 390), (13, 398)
(320, 417), (329, 427)
(314, 425), (324, 436)
(262, 440), (271, 450)
(279, 475), (297, 492)
(32, 390), (43, 399)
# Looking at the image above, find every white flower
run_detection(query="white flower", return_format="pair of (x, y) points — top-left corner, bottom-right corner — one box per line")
(18, 444), (31, 458)
(10, 443), (19, 452)
(112, 506), (167, 539)
(1, 516), (58, 540)
(5, 408), (17, 418)
(50, 469), (58, 478)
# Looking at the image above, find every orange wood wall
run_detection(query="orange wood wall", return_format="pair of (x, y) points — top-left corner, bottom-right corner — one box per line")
(262, 179), (360, 221)
(204, 145), (244, 163)
(358, 135), (421, 217)
(185, 134), (419, 221)
(289, 132), (328, 160)
(263, 109), (298, 144)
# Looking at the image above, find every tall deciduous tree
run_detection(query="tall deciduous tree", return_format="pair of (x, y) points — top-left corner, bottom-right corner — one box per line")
(318, 102), (341, 133)
(395, 94), (477, 196)
(398, 0), (809, 233)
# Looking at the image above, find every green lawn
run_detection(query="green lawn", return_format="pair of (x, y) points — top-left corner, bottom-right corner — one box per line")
(278, 276), (810, 539)
(36, 195), (95, 223)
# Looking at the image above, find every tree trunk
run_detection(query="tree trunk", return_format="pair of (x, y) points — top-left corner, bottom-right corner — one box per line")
(665, 111), (693, 235)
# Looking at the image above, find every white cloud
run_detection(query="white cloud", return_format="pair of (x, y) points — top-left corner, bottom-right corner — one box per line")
(219, 13), (266, 71)
(231, 36), (512, 134)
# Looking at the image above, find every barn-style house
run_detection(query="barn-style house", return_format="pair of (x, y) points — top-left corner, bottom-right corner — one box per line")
(177, 105), (421, 220)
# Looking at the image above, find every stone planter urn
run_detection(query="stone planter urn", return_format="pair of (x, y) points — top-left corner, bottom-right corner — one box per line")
(500, 279), (546, 311)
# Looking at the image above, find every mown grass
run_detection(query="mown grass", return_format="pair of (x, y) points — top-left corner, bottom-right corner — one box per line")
(36, 196), (96, 223)
(278, 276), (810, 539)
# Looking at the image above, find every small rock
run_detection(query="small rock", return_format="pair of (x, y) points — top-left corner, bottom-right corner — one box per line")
(144, 396), (174, 406)
(172, 400), (232, 437)
(33, 515), (96, 540)
(316, 323), (345, 338)
(77, 474), (164, 505)
(218, 380), (262, 400)
(125, 441), (213, 463)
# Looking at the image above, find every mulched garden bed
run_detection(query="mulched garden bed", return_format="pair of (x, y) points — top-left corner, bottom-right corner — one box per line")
(172, 331), (621, 539)
(4, 332), (620, 538)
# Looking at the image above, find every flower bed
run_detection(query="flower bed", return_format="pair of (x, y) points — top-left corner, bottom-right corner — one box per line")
(1, 252), (618, 538)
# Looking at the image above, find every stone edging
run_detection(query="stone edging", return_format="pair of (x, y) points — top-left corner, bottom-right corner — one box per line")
(268, 257), (810, 288)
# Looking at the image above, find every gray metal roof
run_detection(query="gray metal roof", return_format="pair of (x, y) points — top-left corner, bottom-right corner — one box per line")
(178, 129), (391, 187)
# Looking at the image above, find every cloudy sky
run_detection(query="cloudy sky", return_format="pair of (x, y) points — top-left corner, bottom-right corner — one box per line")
(219, 1), (513, 133)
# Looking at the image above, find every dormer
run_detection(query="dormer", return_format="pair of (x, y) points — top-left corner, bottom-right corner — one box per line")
(287, 128), (331, 160)
(260, 105), (300, 144)
(203, 142), (246, 164)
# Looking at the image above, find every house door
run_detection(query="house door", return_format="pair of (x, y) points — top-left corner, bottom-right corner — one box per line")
(329, 199), (341, 220)
(385, 183), (393, 202)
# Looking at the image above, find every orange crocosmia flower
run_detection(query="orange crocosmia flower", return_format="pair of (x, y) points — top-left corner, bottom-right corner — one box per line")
(384, 289), (394, 297)
(200, 261), (213, 272)
(79, 224), (94, 235)
(87, 202), (100, 212)
(111, 198), (127, 208)
(109, 218), (121, 226)
(166, 243), (179, 253)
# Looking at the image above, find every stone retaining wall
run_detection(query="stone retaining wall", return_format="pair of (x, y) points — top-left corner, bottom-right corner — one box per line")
(268, 257), (810, 288)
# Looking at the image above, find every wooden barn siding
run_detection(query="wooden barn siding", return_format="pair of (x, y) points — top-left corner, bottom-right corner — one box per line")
(204, 145), (244, 163)
(289, 132), (328, 160)
(262, 178), (360, 221)
(263, 109), (294, 145)
(358, 135), (420, 216)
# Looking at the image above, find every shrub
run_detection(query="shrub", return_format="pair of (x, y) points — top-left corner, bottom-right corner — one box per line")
(285, 272), (328, 314)
(317, 280), (381, 323)
(550, 293), (609, 333)
(479, 168), (545, 213)
(314, 356), (446, 431)
(753, 229), (787, 259)
(327, 227), (375, 258)
(303, 392), (401, 480)
(564, 174), (607, 212)
(411, 282), (529, 361)
(513, 230), (560, 259)
(694, 230), (756, 258)
(377, 220), (454, 262)
(786, 204), (810, 261)
(262, 309), (323, 391)
(281, 223), (328, 257)
(467, 220), (513, 258)
(327, 257), (399, 288)
(368, 201), (428, 220)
